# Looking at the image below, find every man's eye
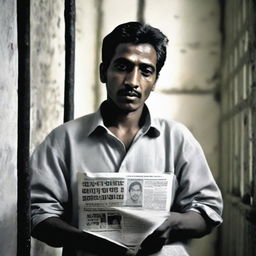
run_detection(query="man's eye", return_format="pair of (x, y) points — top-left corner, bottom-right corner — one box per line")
(114, 63), (128, 71)
(141, 68), (153, 77)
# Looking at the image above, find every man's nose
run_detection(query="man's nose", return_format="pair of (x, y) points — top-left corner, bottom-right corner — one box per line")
(125, 67), (140, 88)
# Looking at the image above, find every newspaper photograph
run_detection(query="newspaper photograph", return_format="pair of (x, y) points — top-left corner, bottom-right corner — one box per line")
(77, 172), (174, 253)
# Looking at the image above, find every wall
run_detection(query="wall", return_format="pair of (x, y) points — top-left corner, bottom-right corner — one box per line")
(30, 0), (65, 255)
(30, 0), (65, 151)
(0, 0), (18, 255)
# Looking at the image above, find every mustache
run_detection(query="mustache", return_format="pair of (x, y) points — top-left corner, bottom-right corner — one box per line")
(117, 88), (141, 98)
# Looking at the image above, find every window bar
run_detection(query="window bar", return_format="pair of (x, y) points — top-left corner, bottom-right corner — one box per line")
(64, 0), (76, 122)
(17, 0), (31, 255)
(137, 0), (145, 24)
(93, 0), (103, 111)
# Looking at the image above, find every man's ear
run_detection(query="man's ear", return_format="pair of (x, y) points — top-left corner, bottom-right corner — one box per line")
(100, 63), (107, 83)
(151, 73), (159, 91)
(151, 80), (157, 91)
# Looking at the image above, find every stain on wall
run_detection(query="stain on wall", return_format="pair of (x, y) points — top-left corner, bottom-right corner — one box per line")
(30, 0), (65, 152)
(0, 0), (18, 255)
(30, 0), (65, 255)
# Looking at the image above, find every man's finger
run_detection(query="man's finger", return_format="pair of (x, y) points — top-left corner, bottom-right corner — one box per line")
(151, 218), (170, 237)
(137, 236), (166, 256)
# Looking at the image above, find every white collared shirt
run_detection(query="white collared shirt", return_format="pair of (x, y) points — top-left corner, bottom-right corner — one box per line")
(31, 103), (223, 255)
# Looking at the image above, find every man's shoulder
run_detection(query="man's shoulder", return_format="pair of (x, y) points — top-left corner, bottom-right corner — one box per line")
(152, 116), (191, 136)
(151, 116), (199, 147)
(31, 112), (99, 157)
(60, 112), (96, 130)
(151, 116), (202, 154)
(44, 112), (98, 144)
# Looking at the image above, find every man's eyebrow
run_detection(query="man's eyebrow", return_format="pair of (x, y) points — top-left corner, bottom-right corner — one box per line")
(113, 57), (131, 64)
(113, 57), (156, 71)
(139, 63), (155, 72)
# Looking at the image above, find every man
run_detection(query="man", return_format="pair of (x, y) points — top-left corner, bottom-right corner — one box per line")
(126, 181), (143, 206)
(31, 22), (223, 256)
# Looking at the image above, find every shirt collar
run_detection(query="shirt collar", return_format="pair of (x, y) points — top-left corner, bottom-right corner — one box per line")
(86, 108), (106, 136)
(140, 105), (160, 137)
(87, 102), (160, 138)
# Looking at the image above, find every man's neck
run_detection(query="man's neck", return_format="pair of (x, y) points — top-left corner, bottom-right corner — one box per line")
(101, 100), (144, 130)
(101, 100), (146, 150)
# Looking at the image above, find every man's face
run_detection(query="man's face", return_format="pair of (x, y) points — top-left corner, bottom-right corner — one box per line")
(130, 184), (142, 202)
(101, 43), (157, 113)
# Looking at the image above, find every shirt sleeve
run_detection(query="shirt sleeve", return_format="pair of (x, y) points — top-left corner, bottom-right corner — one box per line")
(172, 124), (223, 226)
(30, 130), (69, 231)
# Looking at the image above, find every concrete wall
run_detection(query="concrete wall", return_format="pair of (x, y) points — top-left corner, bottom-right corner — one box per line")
(30, 0), (65, 152)
(0, 0), (18, 255)
(30, 0), (65, 255)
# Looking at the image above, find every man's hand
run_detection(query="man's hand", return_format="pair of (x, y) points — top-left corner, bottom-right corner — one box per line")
(136, 211), (209, 256)
(32, 217), (127, 256)
(136, 221), (168, 256)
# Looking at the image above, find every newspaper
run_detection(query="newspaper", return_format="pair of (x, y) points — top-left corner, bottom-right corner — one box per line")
(77, 172), (174, 254)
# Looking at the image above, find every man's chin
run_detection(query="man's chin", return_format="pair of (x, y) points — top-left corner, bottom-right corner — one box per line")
(117, 102), (143, 113)
(106, 98), (143, 112)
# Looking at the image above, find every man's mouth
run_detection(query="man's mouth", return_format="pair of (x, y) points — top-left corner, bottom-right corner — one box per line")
(118, 89), (141, 98)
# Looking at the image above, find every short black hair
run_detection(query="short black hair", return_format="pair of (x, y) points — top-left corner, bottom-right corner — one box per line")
(101, 21), (168, 78)
(128, 181), (142, 192)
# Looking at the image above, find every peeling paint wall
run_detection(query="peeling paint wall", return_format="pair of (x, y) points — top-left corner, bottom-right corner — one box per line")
(30, 0), (65, 152)
(30, 0), (65, 255)
(0, 0), (17, 255)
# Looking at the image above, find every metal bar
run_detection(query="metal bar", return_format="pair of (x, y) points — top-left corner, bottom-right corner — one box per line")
(160, 88), (217, 95)
(221, 96), (252, 121)
(137, 0), (145, 24)
(17, 0), (31, 255)
(223, 50), (249, 87)
(93, 0), (103, 111)
(64, 0), (76, 122)
(225, 193), (256, 224)
(249, 0), (256, 207)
